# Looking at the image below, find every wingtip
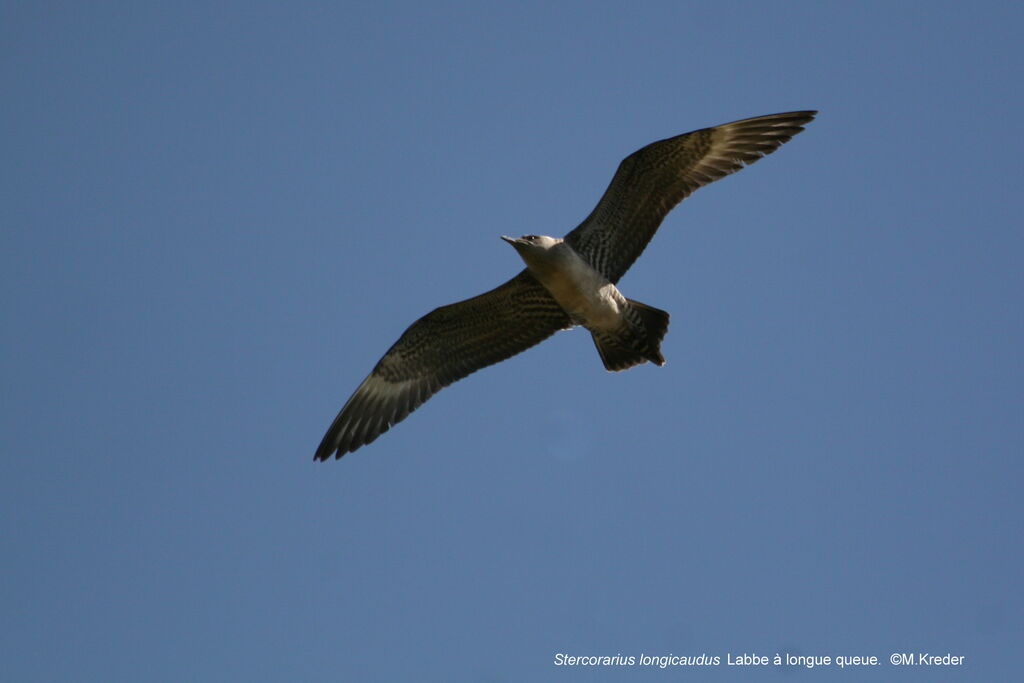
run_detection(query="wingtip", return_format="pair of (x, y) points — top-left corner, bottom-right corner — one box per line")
(313, 433), (347, 462)
(789, 110), (818, 124)
(754, 110), (817, 126)
(314, 445), (349, 462)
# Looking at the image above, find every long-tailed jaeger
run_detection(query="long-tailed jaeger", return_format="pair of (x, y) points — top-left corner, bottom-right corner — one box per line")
(315, 110), (816, 460)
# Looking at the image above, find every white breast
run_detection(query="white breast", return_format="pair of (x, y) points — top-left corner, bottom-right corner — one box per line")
(527, 245), (625, 330)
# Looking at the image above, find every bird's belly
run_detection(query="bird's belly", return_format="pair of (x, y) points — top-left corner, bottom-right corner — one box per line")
(538, 269), (624, 330)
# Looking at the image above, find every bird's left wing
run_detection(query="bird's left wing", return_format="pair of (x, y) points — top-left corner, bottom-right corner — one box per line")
(315, 269), (571, 460)
(565, 111), (816, 283)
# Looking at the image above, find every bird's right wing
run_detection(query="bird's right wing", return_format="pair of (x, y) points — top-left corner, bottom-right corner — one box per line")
(315, 269), (571, 460)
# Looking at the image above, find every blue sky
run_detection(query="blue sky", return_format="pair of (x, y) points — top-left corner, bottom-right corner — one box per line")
(2, 1), (1021, 681)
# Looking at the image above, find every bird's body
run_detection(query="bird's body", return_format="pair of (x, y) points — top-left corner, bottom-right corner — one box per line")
(501, 234), (669, 371)
(315, 110), (817, 460)
(503, 236), (622, 329)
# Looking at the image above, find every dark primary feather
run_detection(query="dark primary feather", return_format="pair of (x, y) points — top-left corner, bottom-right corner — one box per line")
(564, 111), (817, 283)
(314, 270), (570, 460)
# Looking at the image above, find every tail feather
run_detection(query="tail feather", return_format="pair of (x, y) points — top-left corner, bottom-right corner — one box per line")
(592, 333), (646, 371)
(591, 299), (670, 371)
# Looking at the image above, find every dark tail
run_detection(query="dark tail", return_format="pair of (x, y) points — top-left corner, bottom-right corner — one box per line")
(591, 299), (670, 372)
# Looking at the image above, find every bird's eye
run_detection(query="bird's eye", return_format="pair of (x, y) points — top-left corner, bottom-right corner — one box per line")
(524, 234), (539, 241)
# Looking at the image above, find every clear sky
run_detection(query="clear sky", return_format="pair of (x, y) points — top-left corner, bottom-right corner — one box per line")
(3, 1), (1021, 681)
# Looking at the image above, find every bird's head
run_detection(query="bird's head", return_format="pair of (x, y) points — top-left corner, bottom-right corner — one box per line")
(500, 234), (561, 254)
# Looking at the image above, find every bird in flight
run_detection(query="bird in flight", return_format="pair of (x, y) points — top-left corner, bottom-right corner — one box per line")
(315, 110), (816, 460)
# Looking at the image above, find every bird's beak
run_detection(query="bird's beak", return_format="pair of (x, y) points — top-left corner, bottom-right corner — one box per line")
(500, 235), (519, 246)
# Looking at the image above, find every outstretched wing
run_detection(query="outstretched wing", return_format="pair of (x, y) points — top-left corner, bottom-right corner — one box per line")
(315, 270), (571, 460)
(564, 111), (816, 283)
